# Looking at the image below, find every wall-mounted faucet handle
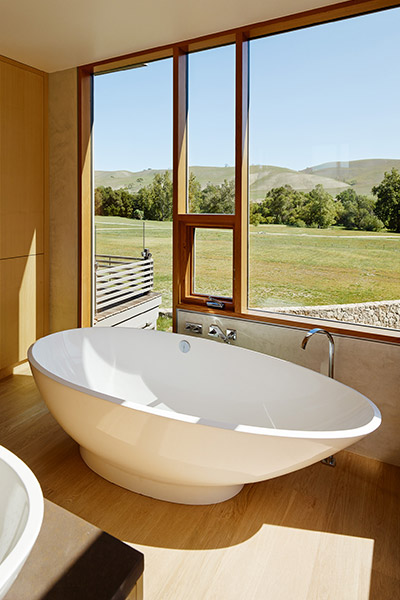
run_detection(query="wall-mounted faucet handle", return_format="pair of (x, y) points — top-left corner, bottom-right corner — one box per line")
(208, 324), (236, 344)
(208, 325), (220, 338)
(185, 322), (203, 334)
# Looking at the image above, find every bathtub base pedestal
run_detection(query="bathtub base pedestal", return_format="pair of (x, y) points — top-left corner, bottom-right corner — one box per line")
(80, 448), (244, 505)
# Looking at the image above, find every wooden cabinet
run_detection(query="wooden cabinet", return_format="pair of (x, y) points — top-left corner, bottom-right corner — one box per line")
(0, 255), (44, 369)
(0, 56), (47, 372)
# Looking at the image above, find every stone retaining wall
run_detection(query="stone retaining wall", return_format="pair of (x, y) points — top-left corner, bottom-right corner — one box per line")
(272, 299), (400, 329)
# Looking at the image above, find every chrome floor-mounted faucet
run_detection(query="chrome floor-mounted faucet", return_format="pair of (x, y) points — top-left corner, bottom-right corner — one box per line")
(301, 327), (335, 379)
(301, 327), (336, 467)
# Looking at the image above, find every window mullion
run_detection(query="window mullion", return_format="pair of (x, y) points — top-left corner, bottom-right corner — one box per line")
(233, 32), (249, 314)
(173, 46), (188, 325)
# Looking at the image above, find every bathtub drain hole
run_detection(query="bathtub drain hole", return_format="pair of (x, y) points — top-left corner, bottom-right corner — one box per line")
(179, 340), (191, 353)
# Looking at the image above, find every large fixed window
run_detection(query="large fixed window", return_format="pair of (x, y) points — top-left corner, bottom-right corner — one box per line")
(248, 9), (400, 331)
(80, 0), (400, 341)
(187, 45), (235, 214)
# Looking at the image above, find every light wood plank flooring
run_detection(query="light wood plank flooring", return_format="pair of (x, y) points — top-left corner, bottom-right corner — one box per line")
(1, 364), (399, 599)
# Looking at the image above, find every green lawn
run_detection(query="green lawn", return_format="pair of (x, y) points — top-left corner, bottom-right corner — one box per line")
(95, 217), (400, 309)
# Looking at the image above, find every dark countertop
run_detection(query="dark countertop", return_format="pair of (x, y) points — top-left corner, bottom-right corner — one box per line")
(5, 499), (144, 600)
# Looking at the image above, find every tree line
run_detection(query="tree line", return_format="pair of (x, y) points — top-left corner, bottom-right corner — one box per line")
(95, 167), (400, 233)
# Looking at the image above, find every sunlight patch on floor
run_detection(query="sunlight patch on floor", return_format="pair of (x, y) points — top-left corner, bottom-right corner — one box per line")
(130, 524), (374, 600)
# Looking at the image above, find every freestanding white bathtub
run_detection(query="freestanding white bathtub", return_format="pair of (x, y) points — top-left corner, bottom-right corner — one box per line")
(28, 327), (381, 505)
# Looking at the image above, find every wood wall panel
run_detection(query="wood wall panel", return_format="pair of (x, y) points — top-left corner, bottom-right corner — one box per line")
(0, 254), (44, 369)
(0, 55), (47, 373)
(0, 61), (45, 259)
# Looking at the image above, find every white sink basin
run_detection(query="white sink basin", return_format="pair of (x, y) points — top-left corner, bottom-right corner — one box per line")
(0, 446), (43, 599)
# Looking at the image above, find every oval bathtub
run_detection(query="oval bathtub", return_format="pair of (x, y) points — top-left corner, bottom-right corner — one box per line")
(28, 328), (381, 505)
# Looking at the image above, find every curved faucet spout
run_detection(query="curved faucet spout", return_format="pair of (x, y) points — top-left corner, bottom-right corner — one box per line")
(301, 327), (335, 379)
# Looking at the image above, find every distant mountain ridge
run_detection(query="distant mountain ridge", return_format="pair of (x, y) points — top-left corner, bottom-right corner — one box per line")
(95, 159), (400, 200)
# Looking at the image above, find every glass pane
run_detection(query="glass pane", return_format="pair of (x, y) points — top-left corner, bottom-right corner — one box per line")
(194, 229), (233, 298)
(94, 58), (173, 326)
(248, 9), (400, 331)
(188, 45), (235, 214)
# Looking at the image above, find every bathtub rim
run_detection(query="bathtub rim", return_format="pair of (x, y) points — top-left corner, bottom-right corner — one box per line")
(27, 329), (382, 442)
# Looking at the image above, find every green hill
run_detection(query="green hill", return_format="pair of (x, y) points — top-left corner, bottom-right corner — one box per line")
(95, 164), (349, 201)
(95, 168), (167, 190)
(301, 159), (400, 196)
(95, 159), (400, 201)
(94, 166), (238, 191)
(248, 165), (348, 200)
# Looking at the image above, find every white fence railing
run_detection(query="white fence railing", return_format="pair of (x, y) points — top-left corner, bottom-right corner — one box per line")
(95, 254), (154, 314)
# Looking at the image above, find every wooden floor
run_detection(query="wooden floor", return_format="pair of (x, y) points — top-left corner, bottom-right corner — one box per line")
(1, 364), (399, 599)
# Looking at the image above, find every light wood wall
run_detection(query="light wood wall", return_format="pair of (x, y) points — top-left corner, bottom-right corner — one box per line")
(48, 68), (79, 333)
(0, 55), (47, 374)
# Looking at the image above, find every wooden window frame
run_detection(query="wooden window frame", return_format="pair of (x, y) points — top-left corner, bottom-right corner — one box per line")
(179, 219), (235, 311)
(173, 33), (248, 316)
(79, 0), (400, 344)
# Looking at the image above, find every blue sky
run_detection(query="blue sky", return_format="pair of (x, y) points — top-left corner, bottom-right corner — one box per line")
(94, 7), (400, 173)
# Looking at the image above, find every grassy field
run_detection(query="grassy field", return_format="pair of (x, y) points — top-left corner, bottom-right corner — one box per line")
(95, 216), (400, 309)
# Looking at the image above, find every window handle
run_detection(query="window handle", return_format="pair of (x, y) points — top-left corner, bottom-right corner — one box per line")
(206, 297), (225, 309)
